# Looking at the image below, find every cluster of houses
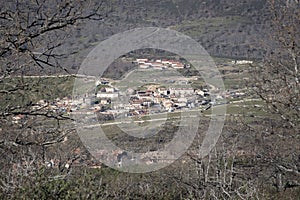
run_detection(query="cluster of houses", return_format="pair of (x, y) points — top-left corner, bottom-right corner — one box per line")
(33, 98), (90, 114)
(135, 58), (188, 70)
(94, 80), (212, 116)
(11, 98), (73, 124)
(10, 82), (247, 125)
(9, 55), (253, 125)
(126, 87), (202, 115)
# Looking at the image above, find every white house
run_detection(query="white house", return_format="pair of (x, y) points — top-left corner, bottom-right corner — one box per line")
(232, 60), (253, 65)
(170, 88), (194, 96)
(105, 87), (115, 93)
(97, 93), (119, 99)
(171, 62), (185, 69)
(136, 58), (148, 63)
(162, 60), (171, 65)
(144, 62), (153, 66)
(139, 64), (150, 69)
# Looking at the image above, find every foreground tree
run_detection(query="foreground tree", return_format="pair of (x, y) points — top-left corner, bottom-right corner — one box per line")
(250, 0), (300, 193)
(0, 0), (107, 196)
(252, 0), (299, 130)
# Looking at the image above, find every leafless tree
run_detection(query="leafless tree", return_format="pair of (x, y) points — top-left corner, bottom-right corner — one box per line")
(172, 117), (261, 200)
(0, 0), (107, 196)
(249, 0), (300, 194)
(252, 0), (299, 130)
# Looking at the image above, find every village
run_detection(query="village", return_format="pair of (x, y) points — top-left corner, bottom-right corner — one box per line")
(87, 58), (215, 119)
(95, 81), (210, 117)
(12, 58), (250, 124)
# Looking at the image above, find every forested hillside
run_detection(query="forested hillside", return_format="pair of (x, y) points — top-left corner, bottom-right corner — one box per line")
(64, 0), (270, 71)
